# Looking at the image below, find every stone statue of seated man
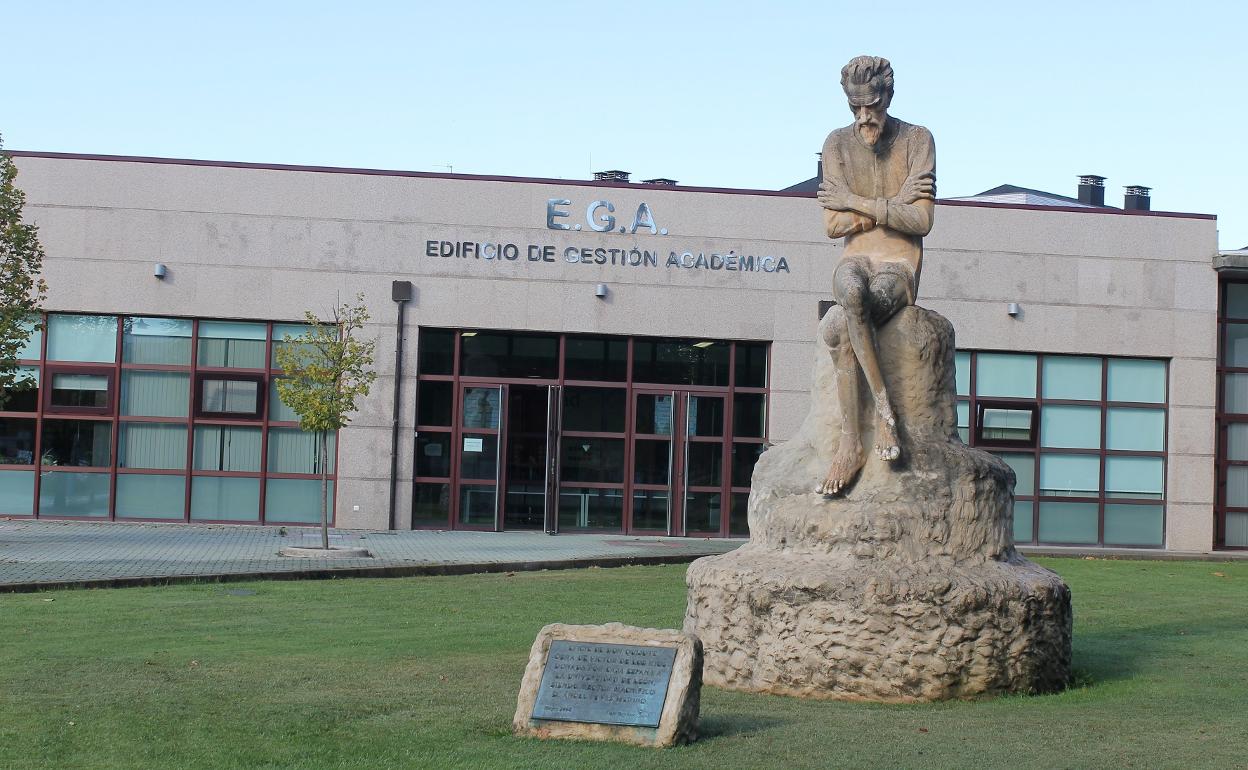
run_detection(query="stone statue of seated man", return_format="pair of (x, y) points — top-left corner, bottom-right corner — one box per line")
(815, 54), (936, 496)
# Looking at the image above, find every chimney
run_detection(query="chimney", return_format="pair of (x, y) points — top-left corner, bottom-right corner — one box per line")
(642, 178), (678, 186)
(1124, 185), (1151, 211)
(593, 170), (630, 182)
(1077, 175), (1106, 206)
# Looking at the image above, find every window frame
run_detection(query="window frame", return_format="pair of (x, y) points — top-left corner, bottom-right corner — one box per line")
(42, 365), (116, 416)
(194, 373), (267, 420)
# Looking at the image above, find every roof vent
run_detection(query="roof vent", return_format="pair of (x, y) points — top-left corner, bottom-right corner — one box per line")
(1124, 185), (1151, 211)
(1077, 175), (1106, 207)
(642, 177), (678, 186)
(593, 170), (630, 182)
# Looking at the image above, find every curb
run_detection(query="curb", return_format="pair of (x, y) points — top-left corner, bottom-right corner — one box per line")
(0, 551), (726, 594)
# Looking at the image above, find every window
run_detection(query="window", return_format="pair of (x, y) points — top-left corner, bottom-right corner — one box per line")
(123, 317), (192, 365)
(197, 321), (266, 369)
(47, 371), (113, 413)
(956, 351), (1167, 548)
(46, 315), (117, 363)
(196, 374), (265, 419)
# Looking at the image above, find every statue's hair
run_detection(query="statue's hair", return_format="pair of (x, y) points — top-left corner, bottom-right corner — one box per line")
(840, 55), (894, 98)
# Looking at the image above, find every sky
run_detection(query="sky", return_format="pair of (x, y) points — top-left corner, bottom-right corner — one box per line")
(3, 0), (1246, 248)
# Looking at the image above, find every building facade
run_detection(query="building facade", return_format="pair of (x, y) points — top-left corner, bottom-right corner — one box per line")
(1, 152), (1230, 551)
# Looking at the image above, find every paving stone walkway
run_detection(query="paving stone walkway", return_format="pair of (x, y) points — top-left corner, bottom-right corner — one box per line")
(0, 519), (745, 591)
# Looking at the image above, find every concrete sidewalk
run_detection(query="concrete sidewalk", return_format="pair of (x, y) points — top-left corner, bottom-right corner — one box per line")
(0, 520), (745, 592)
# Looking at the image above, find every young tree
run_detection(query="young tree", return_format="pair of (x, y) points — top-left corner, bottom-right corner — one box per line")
(0, 135), (48, 409)
(274, 294), (377, 550)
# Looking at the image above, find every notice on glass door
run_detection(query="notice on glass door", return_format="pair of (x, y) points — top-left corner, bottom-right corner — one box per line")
(463, 437), (484, 452)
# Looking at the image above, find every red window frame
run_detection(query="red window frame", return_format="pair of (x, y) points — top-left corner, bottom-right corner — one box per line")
(42, 365), (115, 416)
(194, 373), (267, 420)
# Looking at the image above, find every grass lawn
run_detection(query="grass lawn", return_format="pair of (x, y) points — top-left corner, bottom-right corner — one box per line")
(1, 558), (1245, 770)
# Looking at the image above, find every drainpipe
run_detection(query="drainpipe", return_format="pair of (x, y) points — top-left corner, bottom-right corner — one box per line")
(388, 281), (414, 530)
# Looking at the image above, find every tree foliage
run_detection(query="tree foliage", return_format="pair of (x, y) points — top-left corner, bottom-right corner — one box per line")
(274, 294), (377, 548)
(0, 135), (48, 408)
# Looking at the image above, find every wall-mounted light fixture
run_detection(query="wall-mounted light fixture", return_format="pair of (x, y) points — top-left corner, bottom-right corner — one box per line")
(1007, 302), (1021, 317)
(594, 283), (609, 299)
(153, 263), (168, 280)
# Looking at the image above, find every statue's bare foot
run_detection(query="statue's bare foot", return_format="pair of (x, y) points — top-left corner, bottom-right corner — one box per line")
(817, 434), (865, 496)
(874, 408), (901, 461)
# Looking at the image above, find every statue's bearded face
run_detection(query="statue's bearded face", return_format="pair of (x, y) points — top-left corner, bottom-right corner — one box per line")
(851, 98), (889, 147)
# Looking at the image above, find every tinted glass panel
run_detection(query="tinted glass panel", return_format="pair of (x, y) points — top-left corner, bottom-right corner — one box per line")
(416, 433), (452, 478)
(684, 491), (722, 532)
(1107, 359), (1165, 403)
(17, 316), (42, 360)
(1229, 423), (1248, 461)
(416, 381), (454, 426)
(266, 478), (334, 524)
(1106, 408), (1165, 452)
(412, 482), (450, 526)
(1224, 373), (1248, 414)
(47, 315), (117, 363)
(41, 420), (111, 467)
(1104, 503), (1163, 546)
(462, 387), (501, 429)
(197, 321), (266, 369)
(633, 339), (729, 386)
(460, 433), (499, 480)
(732, 443), (765, 488)
(733, 393), (766, 438)
(1037, 501), (1099, 544)
(635, 394), (674, 435)
(956, 401), (969, 443)
(122, 317), (192, 365)
(975, 353), (1036, 398)
(1224, 324), (1248, 367)
(559, 487), (623, 530)
(1228, 466), (1248, 507)
(269, 379), (299, 422)
(990, 452), (1035, 497)
(560, 437), (624, 484)
(116, 474), (186, 519)
(564, 337), (627, 382)
(190, 476), (260, 521)
(118, 424), (187, 470)
(192, 426), (261, 472)
(735, 343), (768, 388)
(417, 329), (455, 375)
(1227, 284), (1248, 319)
(50, 373), (109, 409)
(121, 371), (189, 417)
(562, 388), (626, 433)
(0, 418), (36, 465)
(954, 352), (971, 396)
(271, 323), (316, 368)
(686, 442), (723, 487)
(634, 439), (671, 485)
(1225, 512), (1248, 547)
(460, 332), (558, 379)
(1039, 454), (1099, 497)
(0, 470), (35, 514)
(39, 472), (110, 517)
(1040, 405), (1100, 449)
(268, 428), (334, 474)
(1013, 500), (1034, 543)
(1105, 456), (1163, 499)
(631, 490), (668, 530)
(459, 484), (496, 526)
(0, 367), (39, 412)
(1042, 356), (1101, 400)
(730, 492), (750, 536)
(687, 396), (724, 437)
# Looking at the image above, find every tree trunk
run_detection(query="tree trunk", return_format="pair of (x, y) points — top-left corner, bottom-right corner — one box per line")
(320, 430), (329, 550)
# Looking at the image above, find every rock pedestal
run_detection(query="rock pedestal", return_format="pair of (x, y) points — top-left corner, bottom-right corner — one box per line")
(684, 306), (1072, 701)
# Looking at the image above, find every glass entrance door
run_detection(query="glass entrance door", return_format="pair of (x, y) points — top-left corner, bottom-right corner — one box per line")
(503, 384), (557, 531)
(628, 390), (726, 535)
(455, 384), (503, 529)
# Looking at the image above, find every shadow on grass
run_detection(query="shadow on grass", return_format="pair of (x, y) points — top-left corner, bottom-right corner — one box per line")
(698, 713), (789, 740)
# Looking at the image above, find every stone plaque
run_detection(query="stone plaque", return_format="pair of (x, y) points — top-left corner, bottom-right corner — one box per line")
(531, 640), (677, 727)
(513, 622), (702, 748)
